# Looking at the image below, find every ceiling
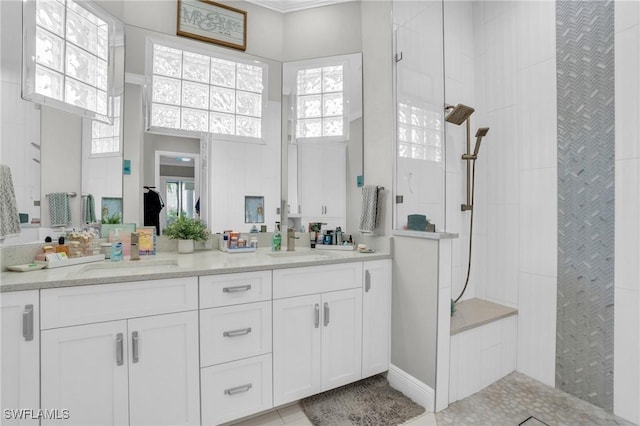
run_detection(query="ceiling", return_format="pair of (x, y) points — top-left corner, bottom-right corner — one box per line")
(244, 0), (355, 14)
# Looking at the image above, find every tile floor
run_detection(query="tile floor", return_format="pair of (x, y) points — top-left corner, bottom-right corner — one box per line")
(228, 402), (437, 426)
(229, 371), (633, 426)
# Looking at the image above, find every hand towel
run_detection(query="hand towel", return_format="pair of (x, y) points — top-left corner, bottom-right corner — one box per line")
(49, 192), (71, 227)
(0, 164), (21, 238)
(84, 194), (96, 224)
(358, 185), (379, 233)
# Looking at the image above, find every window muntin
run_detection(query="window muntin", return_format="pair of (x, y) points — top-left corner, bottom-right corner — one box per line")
(397, 102), (443, 162)
(91, 97), (121, 155)
(295, 65), (345, 139)
(149, 42), (265, 139)
(24, 0), (122, 123)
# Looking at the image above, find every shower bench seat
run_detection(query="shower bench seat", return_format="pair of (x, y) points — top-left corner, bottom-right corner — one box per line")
(449, 298), (518, 404)
(451, 298), (517, 335)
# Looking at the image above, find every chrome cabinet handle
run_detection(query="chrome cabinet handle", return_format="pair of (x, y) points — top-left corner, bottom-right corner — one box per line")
(365, 270), (371, 293)
(224, 383), (252, 396)
(22, 304), (34, 342)
(314, 304), (320, 328)
(132, 331), (139, 363)
(323, 302), (330, 327)
(223, 327), (252, 337)
(116, 333), (124, 366)
(223, 284), (252, 293)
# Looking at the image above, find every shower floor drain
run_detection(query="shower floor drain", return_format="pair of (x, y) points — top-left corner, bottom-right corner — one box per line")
(519, 415), (550, 426)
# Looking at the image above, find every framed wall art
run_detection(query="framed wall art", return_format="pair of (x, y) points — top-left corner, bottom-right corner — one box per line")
(177, 0), (247, 51)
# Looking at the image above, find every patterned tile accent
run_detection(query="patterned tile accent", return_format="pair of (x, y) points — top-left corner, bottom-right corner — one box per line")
(556, 0), (615, 412)
(435, 372), (633, 426)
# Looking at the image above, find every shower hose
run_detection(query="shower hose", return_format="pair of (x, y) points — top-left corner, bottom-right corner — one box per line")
(454, 158), (477, 304)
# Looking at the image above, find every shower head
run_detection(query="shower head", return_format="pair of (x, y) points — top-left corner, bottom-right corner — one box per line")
(472, 127), (490, 157)
(445, 104), (475, 125)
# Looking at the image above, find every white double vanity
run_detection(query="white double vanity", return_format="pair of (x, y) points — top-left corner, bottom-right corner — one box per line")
(1, 250), (391, 426)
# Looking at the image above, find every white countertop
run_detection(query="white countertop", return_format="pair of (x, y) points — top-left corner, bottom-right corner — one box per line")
(0, 248), (391, 292)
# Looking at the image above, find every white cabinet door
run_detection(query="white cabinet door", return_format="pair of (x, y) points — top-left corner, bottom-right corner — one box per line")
(321, 288), (362, 391)
(298, 143), (346, 223)
(128, 311), (200, 426)
(272, 294), (322, 406)
(41, 321), (129, 426)
(298, 143), (325, 217)
(321, 143), (346, 220)
(1, 291), (39, 426)
(362, 259), (392, 377)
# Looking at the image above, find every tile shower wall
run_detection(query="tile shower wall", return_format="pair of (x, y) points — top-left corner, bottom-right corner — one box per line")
(556, 0), (615, 412)
(470, 1), (558, 388)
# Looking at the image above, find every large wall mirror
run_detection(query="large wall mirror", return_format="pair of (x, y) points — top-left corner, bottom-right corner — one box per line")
(1, 0), (364, 246)
(282, 53), (363, 234)
(0, 0), (124, 247)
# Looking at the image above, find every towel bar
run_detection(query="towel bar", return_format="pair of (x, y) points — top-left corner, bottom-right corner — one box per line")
(46, 192), (77, 197)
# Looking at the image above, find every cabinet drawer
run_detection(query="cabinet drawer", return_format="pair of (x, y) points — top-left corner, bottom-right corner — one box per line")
(41, 278), (198, 329)
(200, 271), (271, 308)
(200, 301), (272, 367)
(201, 354), (272, 425)
(273, 262), (362, 299)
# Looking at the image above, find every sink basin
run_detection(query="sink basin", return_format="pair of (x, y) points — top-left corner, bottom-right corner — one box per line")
(265, 250), (331, 261)
(73, 259), (179, 278)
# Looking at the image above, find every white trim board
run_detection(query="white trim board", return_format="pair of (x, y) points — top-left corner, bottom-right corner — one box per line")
(387, 364), (435, 412)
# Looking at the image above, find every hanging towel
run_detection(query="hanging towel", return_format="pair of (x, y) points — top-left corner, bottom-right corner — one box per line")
(84, 194), (96, 224)
(49, 192), (71, 227)
(358, 185), (379, 233)
(0, 164), (21, 238)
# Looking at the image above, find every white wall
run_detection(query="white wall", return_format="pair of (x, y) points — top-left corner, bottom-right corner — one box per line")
(283, 2), (362, 62)
(614, 1), (640, 423)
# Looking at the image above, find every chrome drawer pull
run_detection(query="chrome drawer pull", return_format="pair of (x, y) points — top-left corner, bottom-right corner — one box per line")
(22, 304), (34, 342)
(365, 270), (371, 293)
(314, 304), (320, 328)
(223, 327), (252, 337)
(116, 333), (124, 366)
(223, 284), (252, 293)
(224, 383), (252, 396)
(132, 331), (139, 363)
(324, 302), (330, 327)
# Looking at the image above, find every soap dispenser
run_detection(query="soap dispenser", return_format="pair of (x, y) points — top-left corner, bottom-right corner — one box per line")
(110, 229), (123, 262)
(272, 229), (282, 251)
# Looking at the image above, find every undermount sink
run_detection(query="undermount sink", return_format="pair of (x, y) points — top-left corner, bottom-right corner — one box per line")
(73, 259), (179, 278)
(265, 250), (331, 260)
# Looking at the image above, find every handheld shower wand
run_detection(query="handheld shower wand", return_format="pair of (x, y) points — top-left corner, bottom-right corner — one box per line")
(445, 104), (490, 308)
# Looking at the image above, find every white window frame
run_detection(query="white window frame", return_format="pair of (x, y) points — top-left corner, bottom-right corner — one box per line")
(82, 96), (123, 159)
(396, 99), (443, 163)
(145, 37), (268, 144)
(21, 0), (124, 124)
(288, 57), (350, 144)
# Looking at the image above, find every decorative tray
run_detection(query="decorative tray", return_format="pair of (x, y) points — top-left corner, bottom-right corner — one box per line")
(224, 247), (257, 254)
(7, 263), (47, 272)
(40, 254), (106, 269)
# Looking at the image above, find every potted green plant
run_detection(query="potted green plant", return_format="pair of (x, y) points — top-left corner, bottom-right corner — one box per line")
(163, 215), (209, 254)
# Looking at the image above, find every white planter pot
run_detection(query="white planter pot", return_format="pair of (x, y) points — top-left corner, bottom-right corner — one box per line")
(178, 239), (195, 254)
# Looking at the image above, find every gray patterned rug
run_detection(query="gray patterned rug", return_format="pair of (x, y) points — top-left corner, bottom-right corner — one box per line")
(301, 374), (425, 426)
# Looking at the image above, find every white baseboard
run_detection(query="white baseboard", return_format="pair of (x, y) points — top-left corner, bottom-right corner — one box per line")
(387, 364), (435, 412)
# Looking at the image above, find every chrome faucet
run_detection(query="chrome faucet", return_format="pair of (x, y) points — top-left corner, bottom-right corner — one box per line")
(287, 228), (298, 251)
